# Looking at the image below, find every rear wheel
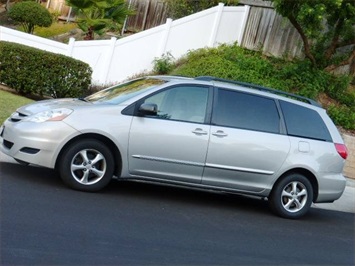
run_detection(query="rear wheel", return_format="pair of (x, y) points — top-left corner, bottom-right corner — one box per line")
(269, 173), (313, 219)
(58, 139), (114, 192)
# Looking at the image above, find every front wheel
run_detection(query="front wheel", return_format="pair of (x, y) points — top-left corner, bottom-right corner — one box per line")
(269, 173), (313, 219)
(58, 139), (114, 192)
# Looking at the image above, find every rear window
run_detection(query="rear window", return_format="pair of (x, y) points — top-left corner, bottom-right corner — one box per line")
(280, 101), (332, 141)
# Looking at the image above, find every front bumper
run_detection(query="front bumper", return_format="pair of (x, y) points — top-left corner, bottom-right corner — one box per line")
(0, 120), (79, 168)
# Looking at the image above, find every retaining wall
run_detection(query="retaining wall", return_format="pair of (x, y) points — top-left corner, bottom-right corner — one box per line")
(343, 134), (355, 179)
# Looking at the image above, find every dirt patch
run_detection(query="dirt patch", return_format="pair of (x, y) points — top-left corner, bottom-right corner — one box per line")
(0, 84), (49, 101)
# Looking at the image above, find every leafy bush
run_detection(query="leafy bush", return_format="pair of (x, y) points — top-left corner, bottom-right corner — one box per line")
(165, 0), (238, 19)
(8, 1), (52, 34)
(0, 41), (92, 98)
(327, 105), (355, 130)
(325, 75), (355, 107)
(153, 53), (175, 74)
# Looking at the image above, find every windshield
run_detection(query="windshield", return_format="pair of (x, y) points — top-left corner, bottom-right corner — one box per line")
(85, 78), (166, 104)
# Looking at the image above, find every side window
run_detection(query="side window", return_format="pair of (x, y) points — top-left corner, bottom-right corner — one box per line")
(212, 89), (280, 134)
(280, 101), (332, 141)
(143, 85), (209, 123)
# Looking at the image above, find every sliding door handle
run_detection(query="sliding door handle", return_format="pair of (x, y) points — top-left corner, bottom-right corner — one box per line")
(212, 130), (228, 137)
(192, 128), (208, 135)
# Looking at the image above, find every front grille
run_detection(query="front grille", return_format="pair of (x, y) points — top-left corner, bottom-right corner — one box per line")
(3, 139), (14, 149)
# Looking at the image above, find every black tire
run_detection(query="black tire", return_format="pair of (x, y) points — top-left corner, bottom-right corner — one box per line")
(269, 173), (313, 219)
(58, 139), (114, 192)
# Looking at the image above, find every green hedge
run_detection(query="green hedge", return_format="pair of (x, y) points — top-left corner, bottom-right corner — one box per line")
(0, 41), (92, 98)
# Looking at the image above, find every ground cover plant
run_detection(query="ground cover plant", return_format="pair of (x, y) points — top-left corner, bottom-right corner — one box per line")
(163, 44), (355, 130)
(34, 22), (78, 38)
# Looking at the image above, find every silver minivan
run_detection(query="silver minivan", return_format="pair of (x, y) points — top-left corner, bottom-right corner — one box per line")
(0, 76), (348, 218)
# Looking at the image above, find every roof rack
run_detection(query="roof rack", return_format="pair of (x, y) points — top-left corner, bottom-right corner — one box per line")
(195, 76), (321, 107)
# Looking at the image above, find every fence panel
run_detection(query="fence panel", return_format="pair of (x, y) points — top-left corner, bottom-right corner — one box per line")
(240, 4), (304, 59)
(0, 26), (69, 55)
(0, 4), (249, 84)
(125, 0), (168, 32)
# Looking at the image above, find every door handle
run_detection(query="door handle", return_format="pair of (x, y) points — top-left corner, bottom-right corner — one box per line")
(212, 130), (228, 137)
(192, 128), (208, 135)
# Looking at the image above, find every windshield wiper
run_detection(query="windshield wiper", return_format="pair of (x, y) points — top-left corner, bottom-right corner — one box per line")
(78, 97), (90, 102)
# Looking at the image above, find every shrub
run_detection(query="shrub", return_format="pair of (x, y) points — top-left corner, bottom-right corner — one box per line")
(327, 105), (355, 130)
(325, 75), (355, 107)
(165, 0), (238, 19)
(0, 41), (92, 98)
(153, 53), (175, 74)
(8, 1), (52, 34)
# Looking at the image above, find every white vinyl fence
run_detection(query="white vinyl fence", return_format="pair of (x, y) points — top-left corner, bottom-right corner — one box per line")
(0, 3), (250, 85)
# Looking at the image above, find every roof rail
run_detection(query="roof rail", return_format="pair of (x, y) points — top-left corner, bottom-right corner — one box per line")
(195, 76), (321, 107)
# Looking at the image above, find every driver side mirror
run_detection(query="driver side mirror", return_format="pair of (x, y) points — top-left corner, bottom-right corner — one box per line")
(138, 103), (158, 116)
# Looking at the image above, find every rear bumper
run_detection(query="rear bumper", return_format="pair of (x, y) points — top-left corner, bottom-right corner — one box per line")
(315, 173), (346, 203)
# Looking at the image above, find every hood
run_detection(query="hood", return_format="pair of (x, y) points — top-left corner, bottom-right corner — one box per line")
(16, 98), (91, 116)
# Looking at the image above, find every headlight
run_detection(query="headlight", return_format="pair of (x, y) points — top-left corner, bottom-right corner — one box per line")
(26, 108), (73, 123)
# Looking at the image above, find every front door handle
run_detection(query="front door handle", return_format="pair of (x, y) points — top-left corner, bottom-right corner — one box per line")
(212, 130), (228, 137)
(192, 128), (208, 135)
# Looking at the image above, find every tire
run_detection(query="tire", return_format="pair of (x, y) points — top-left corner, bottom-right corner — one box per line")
(58, 139), (114, 192)
(269, 173), (313, 219)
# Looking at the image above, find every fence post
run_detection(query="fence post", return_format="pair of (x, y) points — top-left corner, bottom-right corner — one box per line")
(101, 37), (117, 84)
(209, 3), (224, 47)
(66, 37), (75, 57)
(238, 5), (250, 45)
(157, 18), (173, 56)
(66, 7), (73, 23)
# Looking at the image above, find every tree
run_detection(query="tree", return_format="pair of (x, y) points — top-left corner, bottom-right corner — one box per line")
(65, 0), (134, 40)
(165, 0), (238, 19)
(271, 0), (355, 74)
(8, 1), (52, 34)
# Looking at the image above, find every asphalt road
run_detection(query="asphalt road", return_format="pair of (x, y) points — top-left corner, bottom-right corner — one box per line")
(1, 161), (354, 266)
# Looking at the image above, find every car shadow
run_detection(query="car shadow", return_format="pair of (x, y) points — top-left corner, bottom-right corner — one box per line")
(109, 178), (271, 215)
(1, 161), (352, 222)
(0, 161), (63, 188)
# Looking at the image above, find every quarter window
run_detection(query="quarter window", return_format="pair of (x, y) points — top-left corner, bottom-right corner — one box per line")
(280, 101), (332, 141)
(213, 89), (280, 133)
(143, 86), (209, 123)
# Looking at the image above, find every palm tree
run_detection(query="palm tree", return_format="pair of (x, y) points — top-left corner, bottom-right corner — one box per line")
(66, 0), (134, 40)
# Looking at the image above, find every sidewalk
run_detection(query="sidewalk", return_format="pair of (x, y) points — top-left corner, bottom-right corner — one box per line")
(1, 150), (354, 213)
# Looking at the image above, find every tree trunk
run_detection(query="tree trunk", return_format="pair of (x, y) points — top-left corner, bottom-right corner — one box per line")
(349, 49), (355, 77)
(84, 26), (94, 40)
(324, 47), (355, 76)
(5, 0), (10, 11)
(288, 14), (317, 67)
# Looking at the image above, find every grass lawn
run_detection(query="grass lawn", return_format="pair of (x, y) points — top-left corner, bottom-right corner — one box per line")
(34, 22), (78, 38)
(0, 90), (34, 124)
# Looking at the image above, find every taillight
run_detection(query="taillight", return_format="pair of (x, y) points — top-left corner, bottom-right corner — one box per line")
(335, 143), (348, 160)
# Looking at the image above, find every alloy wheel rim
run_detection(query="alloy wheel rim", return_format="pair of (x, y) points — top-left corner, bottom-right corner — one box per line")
(281, 181), (308, 213)
(70, 149), (107, 185)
